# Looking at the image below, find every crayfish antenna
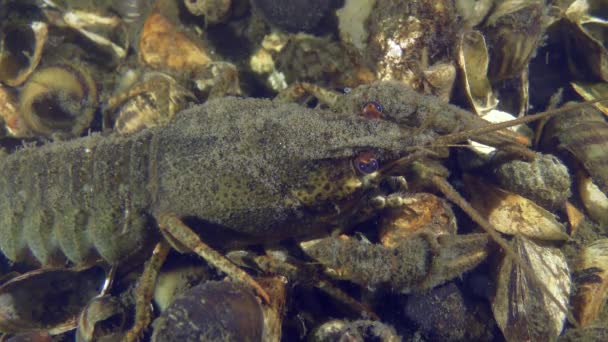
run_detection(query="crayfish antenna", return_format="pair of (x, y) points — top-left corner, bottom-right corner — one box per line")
(434, 98), (608, 160)
(429, 175), (579, 328)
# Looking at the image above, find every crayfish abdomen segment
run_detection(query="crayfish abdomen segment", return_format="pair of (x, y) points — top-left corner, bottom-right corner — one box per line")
(0, 132), (157, 266)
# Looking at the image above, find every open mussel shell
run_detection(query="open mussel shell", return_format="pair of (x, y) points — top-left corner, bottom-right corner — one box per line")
(465, 176), (569, 241)
(563, 0), (608, 81)
(19, 64), (98, 138)
(152, 281), (265, 341)
(456, 30), (497, 115)
(0, 266), (105, 335)
(492, 235), (571, 341)
(60, 10), (129, 63)
(0, 21), (47, 87)
(483, 0), (545, 81)
(76, 295), (126, 342)
(572, 238), (608, 327)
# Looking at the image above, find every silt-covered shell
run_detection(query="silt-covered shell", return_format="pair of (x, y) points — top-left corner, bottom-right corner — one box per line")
(493, 152), (572, 210)
(151, 281), (264, 342)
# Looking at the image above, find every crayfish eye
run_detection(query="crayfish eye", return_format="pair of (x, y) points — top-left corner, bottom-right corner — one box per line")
(361, 101), (383, 119)
(353, 151), (379, 174)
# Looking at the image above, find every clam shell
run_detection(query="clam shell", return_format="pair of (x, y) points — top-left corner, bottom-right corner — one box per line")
(492, 235), (571, 341)
(572, 238), (608, 326)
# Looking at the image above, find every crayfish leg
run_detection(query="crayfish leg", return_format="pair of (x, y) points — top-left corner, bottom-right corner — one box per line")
(157, 213), (270, 304)
(124, 240), (170, 342)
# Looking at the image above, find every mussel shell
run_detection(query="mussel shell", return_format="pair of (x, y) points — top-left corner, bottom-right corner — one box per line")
(540, 103), (608, 194)
(19, 64), (98, 137)
(152, 281), (264, 342)
(492, 235), (571, 341)
(0, 22), (48, 87)
(572, 238), (608, 326)
(456, 30), (497, 115)
(76, 295), (126, 342)
(563, 0), (608, 81)
(483, 0), (545, 81)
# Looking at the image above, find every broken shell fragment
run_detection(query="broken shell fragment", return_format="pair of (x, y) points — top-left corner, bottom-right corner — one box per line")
(0, 21), (48, 87)
(572, 238), (608, 326)
(0, 266), (104, 334)
(106, 72), (194, 135)
(139, 12), (212, 74)
(76, 295), (126, 342)
(492, 235), (571, 342)
(466, 176), (569, 241)
(379, 193), (456, 248)
(456, 30), (497, 115)
(152, 281), (265, 341)
(19, 64), (98, 138)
